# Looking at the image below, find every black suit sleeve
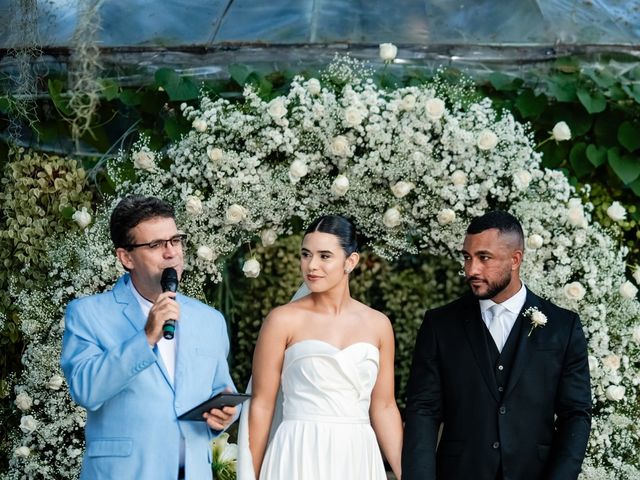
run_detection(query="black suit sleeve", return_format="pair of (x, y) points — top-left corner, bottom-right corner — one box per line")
(546, 313), (592, 479)
(402, 312), (442, 480)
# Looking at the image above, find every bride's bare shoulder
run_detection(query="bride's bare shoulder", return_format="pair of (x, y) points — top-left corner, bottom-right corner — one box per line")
(263, 300), (309, 327)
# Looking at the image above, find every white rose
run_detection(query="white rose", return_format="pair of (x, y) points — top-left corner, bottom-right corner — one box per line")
(267, 97), (287, 120)
(344, 106), (363, 127)
(14, 446), (30, 459)
(197, 245), (215, 262)
(437, 208), (456, 225)
(526, 234), (544, 250)
(552, 121), (571, 141)
(633, 268), (640, 286)
(132, 149), (155, 171)
(425, 98), (445, 121)
(620, 281), (638, 299)
(477, 129), (498, 151)
(530, 310), (548, 327)
(383, 207), (402, 228)
(602, 354), (621, 371)
(563, 281), (586, 301)
(331, 175), (350, 197)
(46, 374), (64, 391)
(567, 204), (586, 228)
(307, 78), (321, 96)
(72, 207), (92, 229)
(605, 385), (625, 401)
(379, 43), (398, 62)
(588, 355), (598, 373)
(632, 325), (640, 344)
(288, 159), (309, 184)
(185, 196), (203, 216)
(14, 392), (32, 411)
(260, 229), (277, 247)
(391, 181), (414, 199)
(225, 204), (248, 224)
(401, 94), (416, 111)
(19, 415), (38, 434)
(451, 170), (467, 186)
(192, 119), (207, 132)
(606, 201), (626, 222)
(207, 147), (224, 162)
(242, 258), (261, 278)
(329, 135), (351, 157)
(513, 170), (532, 189)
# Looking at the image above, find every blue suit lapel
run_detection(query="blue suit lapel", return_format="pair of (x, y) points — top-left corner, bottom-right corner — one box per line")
(113, 274), (175, 392)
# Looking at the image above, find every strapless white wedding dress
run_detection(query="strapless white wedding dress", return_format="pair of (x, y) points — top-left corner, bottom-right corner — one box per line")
(258, 339), (387, 479)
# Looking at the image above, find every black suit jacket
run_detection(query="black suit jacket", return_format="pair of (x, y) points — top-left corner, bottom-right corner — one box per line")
(402, 289), (591, 480)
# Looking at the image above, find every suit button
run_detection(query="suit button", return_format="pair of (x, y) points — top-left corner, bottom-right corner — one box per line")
(498, 386), (504, 392)
(493, 442), (500, 449)
(497, 365), (504, 371)
(499, 406), (506, 414)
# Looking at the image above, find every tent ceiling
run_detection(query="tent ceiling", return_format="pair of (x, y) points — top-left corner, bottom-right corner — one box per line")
(1, 0), (638, 48)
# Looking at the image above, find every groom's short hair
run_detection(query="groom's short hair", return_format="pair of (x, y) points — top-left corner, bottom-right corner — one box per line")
(466, 210), (524, 250)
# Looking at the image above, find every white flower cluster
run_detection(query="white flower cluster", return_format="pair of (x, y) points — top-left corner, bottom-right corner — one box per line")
(7, 58), (640, 478)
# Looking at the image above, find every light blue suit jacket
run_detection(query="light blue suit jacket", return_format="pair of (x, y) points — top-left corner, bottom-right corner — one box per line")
(61, 274), (236, 480)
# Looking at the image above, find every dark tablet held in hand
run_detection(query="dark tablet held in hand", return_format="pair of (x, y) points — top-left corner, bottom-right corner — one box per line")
(177, 392), (251, 421)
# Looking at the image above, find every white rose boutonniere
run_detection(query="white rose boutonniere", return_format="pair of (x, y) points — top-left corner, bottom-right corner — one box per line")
(524, 306), (547, 337)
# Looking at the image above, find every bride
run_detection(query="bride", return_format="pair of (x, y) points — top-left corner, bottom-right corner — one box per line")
(238, 214), (402, 479)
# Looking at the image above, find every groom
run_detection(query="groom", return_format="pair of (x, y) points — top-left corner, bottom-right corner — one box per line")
(402, 210), (591, 480)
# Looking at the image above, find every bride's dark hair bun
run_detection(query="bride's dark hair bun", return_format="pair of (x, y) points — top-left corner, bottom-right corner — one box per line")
(304, 215), (358, 256)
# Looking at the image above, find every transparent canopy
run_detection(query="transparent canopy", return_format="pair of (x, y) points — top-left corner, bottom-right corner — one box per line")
(1, 0), (638, 48)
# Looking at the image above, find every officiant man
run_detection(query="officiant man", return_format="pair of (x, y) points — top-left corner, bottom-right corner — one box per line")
(61, 195), (237, 480)
(402, 210), (591, 480)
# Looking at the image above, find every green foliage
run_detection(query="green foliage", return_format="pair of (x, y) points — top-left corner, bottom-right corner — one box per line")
(0, 148), (93, 467)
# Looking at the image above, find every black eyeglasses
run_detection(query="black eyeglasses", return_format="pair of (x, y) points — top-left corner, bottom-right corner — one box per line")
(124, 233), (188, 251)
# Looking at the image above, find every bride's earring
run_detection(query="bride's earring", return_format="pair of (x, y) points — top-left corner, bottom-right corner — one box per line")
(344, 267), (352, 274)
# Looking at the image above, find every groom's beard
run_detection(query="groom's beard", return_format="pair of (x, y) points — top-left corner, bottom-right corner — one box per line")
(466, 270), (512, 300)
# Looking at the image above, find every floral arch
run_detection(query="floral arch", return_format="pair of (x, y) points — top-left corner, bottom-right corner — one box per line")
(8, 58), (640, 478)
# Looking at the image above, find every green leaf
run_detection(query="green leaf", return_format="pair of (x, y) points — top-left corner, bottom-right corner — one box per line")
(618, 121), (640, 152)
(608, 148), (640, 184)
(594, 111), (624, 147)
(540, 142), (568, 169)
(488, 73), (517, 91)
(154, 68), (200, 101)
(515, 89), (547, 118)
(0, 96), (10, 112)
(584, 67), (616, 89)
(630, 177), (640, 197)
(100, 79), (120, 101)
(119, 89), (142, 106)
(47, 79), (72, 116)
(228, 64), (251, 86)
(61, 206), (75, 219)
(569, 142), (592, 178)
(547, 75), (577, 102)
(586, 144), (607, 167)
(576, 87), (607, 113)
(164, 116), (190, 142)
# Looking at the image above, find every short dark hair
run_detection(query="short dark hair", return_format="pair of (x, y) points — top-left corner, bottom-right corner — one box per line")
(109, 195), (175, 249)
(466, 210), (524, 249)
(304, 215), (358, 256)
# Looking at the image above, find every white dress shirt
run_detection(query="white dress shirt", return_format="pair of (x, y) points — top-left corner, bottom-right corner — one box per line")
(479, 283), (527, 351)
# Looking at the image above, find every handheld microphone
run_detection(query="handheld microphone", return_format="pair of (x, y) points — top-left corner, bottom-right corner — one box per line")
(160, 267), (179, 340)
